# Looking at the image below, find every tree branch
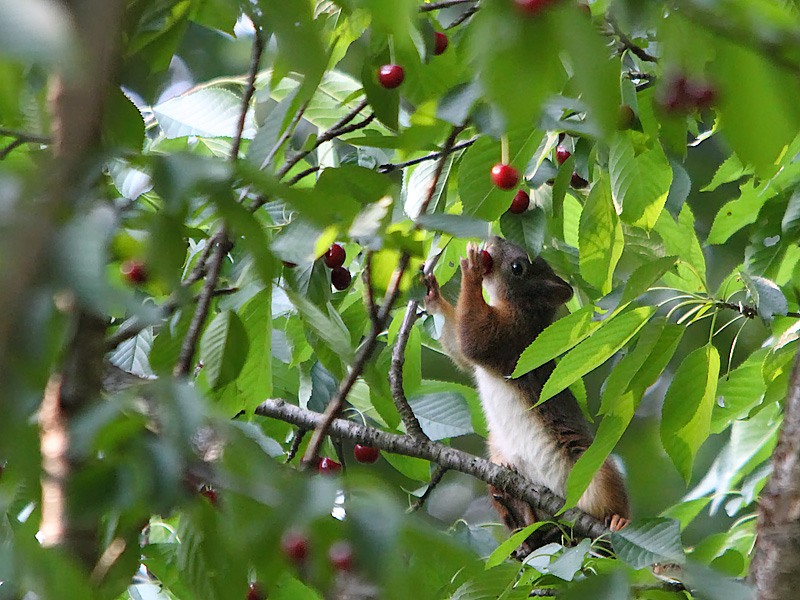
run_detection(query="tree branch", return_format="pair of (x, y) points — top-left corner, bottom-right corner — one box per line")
(750, 344), (800, 597)
(389, 302), (428, 440)
(257, 398), (610, 541)
(377, 135), (478, 174)
(410, 465), (448, 512)
(230, 31), (265, 161)
(605, 15), (659, 63)
(0, 127), (50, 145)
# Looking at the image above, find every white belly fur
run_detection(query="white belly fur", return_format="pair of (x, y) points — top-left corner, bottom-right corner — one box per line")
(474, 366), (571, 497)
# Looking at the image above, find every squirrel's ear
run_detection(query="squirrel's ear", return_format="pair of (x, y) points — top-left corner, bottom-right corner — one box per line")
(545, 277), (573, 305)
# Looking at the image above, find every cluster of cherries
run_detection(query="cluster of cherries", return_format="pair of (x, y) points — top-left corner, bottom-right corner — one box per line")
(659, 73), (716, 114)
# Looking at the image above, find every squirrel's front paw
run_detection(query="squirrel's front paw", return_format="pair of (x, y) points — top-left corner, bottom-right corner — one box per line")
(423, 273), (442, 313)
(460, 242), (485, 285)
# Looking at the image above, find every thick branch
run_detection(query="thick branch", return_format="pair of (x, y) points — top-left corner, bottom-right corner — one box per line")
(257, 398), (609, 541)
(750, 344), (800, 598)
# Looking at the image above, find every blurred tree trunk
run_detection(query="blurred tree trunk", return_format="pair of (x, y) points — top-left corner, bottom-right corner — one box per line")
(750, 345), (800, 599)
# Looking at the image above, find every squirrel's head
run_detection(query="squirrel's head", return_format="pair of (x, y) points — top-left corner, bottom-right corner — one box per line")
(482, 236), (573, 309)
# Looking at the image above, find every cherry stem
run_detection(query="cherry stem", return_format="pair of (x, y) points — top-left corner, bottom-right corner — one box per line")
(388, 37), (396, 64)
(500, 135), (510, 165)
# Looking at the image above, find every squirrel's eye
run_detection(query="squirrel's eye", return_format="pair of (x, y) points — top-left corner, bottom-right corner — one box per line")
(511, 261), (525, 276)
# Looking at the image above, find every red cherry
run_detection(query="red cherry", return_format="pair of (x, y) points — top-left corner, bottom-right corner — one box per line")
(514, 0), (559, 14)
(480, 250), (493, 275)
(281, 530), (309, 564)
(199, 485), (218, 506)
(247, 582), (266, 600)
(570, 172), (588, 189)
(324, 243), (346, 268)
(378, 64), (405, 89)
(490, 163), (519, 190)
(331, 267), (352, 290)
(508, 190), (529, 214)
(318, 457), (343, 474)
(354, 444), (380, 464)
(555, 146), (571, 165)
(433, 32), (448, 55)
(691, 83), (716, 109)
(329, 541), (354, 572)
(121, 260), (147, 284)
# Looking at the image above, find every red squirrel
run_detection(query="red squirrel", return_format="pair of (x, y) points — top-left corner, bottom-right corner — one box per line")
(424, 237), (629, 548)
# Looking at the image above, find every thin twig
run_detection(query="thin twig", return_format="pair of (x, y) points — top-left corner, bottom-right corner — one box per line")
(605, 15), (658, 63)
(363, 252), (379, 326)
(0, 127), (50, 144)
(0, 139), (24, 160)
(230, 31), (265, 161)
(378, 135), (478, 174)
(410, 465), (448, 512)
(105, 287), (239, 351)
(285, 428), (308, 463)
(447, 4), (480, 29)
(301, 124), (466, 464)
(389, 302), (429, 440)
(418, 0), (478, 12)
(284, 165), (320, 186)
(258, 100), (310, 173)
(257, 398), (611, 541)
(173, 235), (230, 377)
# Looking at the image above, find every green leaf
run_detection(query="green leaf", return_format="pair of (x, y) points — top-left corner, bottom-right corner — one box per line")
(382, 453), (430, 481)
(654, 204), (707, 294)
(740, 272), (788, 319)
(707, 181), (768, 245)
(711, 348), (768, 434)
(362, 59), (399, 130)
(579, 172), (623, 294)
(408, 392), (474, 441)
(271, 577), (324, 600)
(199, 310), (250, 390)
(236, 289), (273, 414)
(611, 518), (685, 570)
(701, 153), (752, 192)
(459, 129), (543, 221)
(714, 39), (800, 175)
(153, 88), (255, 140)
(415, 213), (490, 240)
(499, 207), (546, 258)
(559, 571), (629, 600)
(661, 344), (720, 482)
(512, 305), (598, 378)
(565, 391), (634, 510)
(538, 307), (655, 404)
(284, 290), (354, 363)
(609, 133), (673, 230)
(485, 522), (547, 569)
(104, 87), (145, 151)
(620, 256), (678, 305)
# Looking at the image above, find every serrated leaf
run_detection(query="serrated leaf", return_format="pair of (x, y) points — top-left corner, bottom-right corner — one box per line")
(609, 133), (672, 230)
(740, 272), (788, 319)
(512, 305), (598, 378)
(680, 563), (753, 600)
(654, 204), (707, 294)
(408, 392), (474, 440)
(110, 327), (154, 378)
(405, 156), (453, 219)
(199, 311), (250, 390)
(236, 289), (272, 414)
(661, 344), (720, 482)
(153, 88), (255, 140)
(547, 539), (592, 582)
(611, 518), (685, 570)
(620, 256), (678, 304)
(538, 307), (655, 404)
(781, 187), (800, 238)
(579, 172), (623, 294)
(707, 181), (769, 245)
(284, 290), (354, 363)
(701, 153), (752, 192)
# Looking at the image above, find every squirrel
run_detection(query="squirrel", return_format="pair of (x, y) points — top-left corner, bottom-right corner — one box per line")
(424, 236), (629, 550)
